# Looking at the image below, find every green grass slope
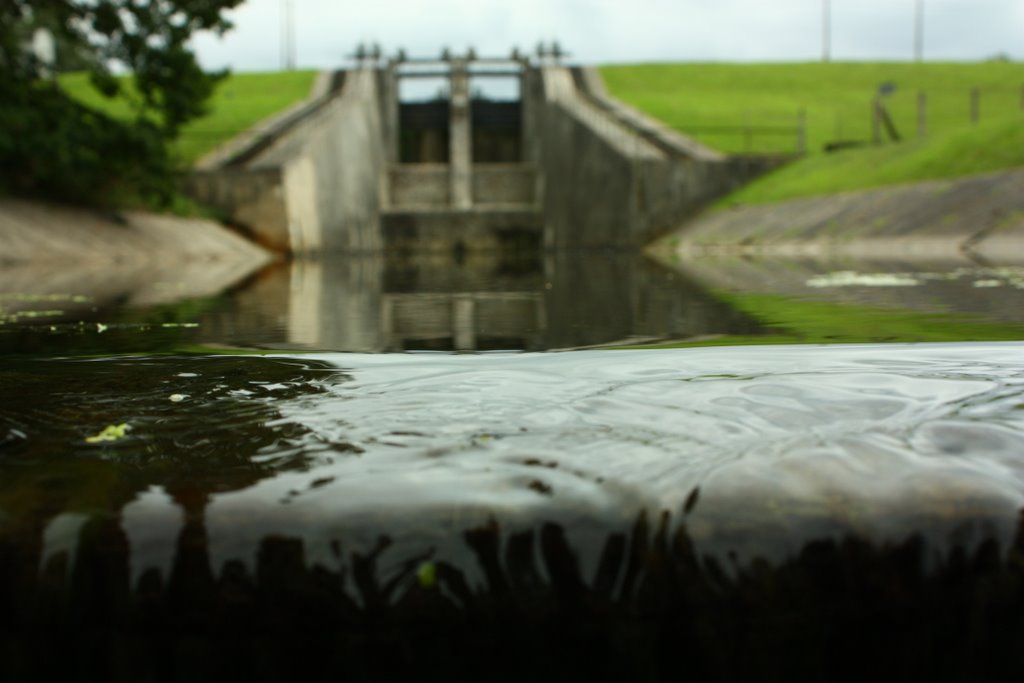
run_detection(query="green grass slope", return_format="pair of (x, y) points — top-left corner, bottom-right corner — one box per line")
(601, 62), (1024, 154)
(59, 70), (318, 165)
(601, 62), (1024, 204)
(723, 114), (1024, 204)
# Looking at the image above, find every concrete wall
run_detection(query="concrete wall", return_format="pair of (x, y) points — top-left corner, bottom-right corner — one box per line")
(186, 168), (289, 250)
(388, 166), (451, 208)
(187, 69), (385, 254)
(381, 209), (542, 252)
(661, 168), (1024, 262)
(533, 67), (785, 248)
(471, 164), (538, 205)
(187, 62), (783, 254)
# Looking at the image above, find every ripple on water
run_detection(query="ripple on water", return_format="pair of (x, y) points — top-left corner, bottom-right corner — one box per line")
(4, 343), (1024, 590)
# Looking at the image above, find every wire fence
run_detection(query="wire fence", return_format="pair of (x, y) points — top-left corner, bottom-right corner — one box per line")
(659, 85), (1023, 155)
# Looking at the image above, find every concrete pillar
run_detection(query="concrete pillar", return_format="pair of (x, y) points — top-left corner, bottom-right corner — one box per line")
(384, 63), (400, 164)
(449, 59), (473, 209)
(453, 295), (476, 350)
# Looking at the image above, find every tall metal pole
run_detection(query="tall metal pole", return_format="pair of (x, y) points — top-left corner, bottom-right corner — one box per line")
(822, 0), (831, 63)
(281, 0), (296, 70)
(914, 0), (924, 62)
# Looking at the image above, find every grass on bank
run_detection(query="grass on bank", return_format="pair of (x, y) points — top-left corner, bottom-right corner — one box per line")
(601, 62), (1024, 155)
(720, 114), (1024, 205)
(601, 62), (1024, 204)
(58, 70), (318, 165)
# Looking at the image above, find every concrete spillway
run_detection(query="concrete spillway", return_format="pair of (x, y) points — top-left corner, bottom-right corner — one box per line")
(188, 55), (784, 255)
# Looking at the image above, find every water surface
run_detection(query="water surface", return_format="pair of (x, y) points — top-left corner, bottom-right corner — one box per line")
(4, 252), (1024, 679)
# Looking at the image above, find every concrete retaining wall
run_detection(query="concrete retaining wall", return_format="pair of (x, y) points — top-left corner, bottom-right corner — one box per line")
(381, 209), (542, 252)
(388, 166), (450, 208)
(187, 63), (783, 254)
(662, 169), (1024, 262)
(534, 67), (785, 249)
(187, 69), (385, 254)
(471, 164), (538, 205)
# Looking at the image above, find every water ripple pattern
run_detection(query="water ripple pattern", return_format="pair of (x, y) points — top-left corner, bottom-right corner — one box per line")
(202, 343), (1024, 579)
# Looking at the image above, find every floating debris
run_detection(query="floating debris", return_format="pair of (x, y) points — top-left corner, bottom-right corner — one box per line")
(0, 293), (91, 303)
(84, 423), (131, 444)
(806, 271), (919, 288)
(169, 394), (186, 403)
(417, 561), (437, 589)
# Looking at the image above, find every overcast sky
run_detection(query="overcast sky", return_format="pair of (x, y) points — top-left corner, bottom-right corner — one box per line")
(192, 0), (1022, 72)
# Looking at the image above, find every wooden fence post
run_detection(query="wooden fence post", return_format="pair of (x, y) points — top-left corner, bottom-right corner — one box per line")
(917, 91), (927, 139)
(971, 87), (980, 125)
(872, 98), (881, 144)
(796, 108), (806, 154)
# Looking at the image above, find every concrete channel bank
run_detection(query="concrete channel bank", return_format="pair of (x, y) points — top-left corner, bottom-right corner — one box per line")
(659, 169), (1024, 263)
(187, 56), (783, 255)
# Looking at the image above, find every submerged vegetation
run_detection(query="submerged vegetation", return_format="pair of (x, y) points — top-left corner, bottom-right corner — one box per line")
(623, 290), (1024, 349)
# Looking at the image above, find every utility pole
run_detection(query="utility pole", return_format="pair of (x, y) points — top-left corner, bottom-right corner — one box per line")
(822, 0), (831, 62)
(914, 0), (924, 62)
(281, 0), (296, 71)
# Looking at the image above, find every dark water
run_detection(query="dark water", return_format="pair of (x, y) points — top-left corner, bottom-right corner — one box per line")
(4, 252), (1024, 679)
(5, 252), (1024, 354)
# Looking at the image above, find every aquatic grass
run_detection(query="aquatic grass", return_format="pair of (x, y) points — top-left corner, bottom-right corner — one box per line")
(617, 291), (1024, 349)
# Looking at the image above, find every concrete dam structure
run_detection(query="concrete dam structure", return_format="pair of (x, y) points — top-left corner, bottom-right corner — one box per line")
(188, 51), (782, 254)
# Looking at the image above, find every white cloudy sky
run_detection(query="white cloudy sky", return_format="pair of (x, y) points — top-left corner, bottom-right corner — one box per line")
(192, 0), (1022, 72)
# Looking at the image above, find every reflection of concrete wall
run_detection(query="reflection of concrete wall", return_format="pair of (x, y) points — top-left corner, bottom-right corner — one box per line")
(190, 253), (763, 352)
(542, 252), (763, 348)
(382, 292), (544, 351)
(288, 258), (384, 351)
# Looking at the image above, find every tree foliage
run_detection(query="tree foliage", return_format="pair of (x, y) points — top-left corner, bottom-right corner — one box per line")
(0, 0), (243, 207)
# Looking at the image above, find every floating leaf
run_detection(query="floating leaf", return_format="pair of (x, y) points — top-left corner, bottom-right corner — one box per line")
(85, 423), (131, 444)
(417, 561), (437, 589)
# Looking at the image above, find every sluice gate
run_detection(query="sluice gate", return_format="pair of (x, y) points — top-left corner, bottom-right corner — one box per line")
(188, 49), (785, 255)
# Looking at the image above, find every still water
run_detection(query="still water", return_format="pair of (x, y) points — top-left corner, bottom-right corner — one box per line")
(3, 252), (1024, 679)
(5, 251), (1024, 353)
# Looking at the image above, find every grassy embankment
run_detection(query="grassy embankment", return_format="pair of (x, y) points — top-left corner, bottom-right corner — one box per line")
(601, 62), (1024, 204)
(59, 70), (318, 165)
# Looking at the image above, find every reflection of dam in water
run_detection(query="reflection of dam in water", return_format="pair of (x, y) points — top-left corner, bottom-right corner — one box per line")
(198, 253), (764, 352)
